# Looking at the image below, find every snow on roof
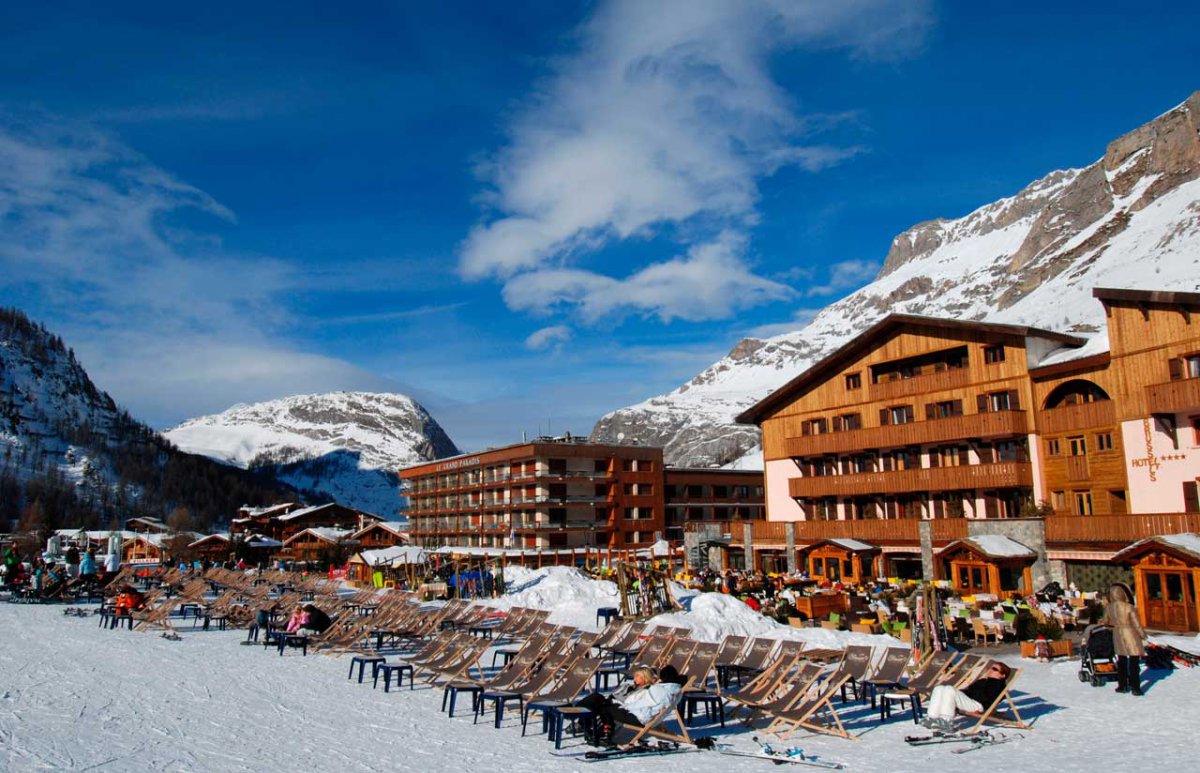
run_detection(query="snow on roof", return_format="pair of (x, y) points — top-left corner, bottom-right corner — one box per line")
(352, 521), (407, 538)
(276, 504), (333, 521)
(1114, 532), (1200, 564)
(953, 534), (1037, 559)
(357, 546), (427, 566)
(1157, 533), (1200, 559)
(820, 538), (877, 552)
(244, 534), (283, 548)
(283, 527), (354, 545)
(188, 533), (231, 547)
(1035, 332), (1111, 368)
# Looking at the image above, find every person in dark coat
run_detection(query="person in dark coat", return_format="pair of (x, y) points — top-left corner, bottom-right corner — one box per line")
(300, 604), (332, 635)
(1102, 582), (1147, 695)
(922, 661), (1011, 731)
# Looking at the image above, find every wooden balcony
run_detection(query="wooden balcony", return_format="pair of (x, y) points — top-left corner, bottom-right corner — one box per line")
(788, 461), (1033, 498)
(870, 366), (970, 401)
(1045, 513), (1200, 545)
(706, 517), (966, 546)
(1039, 400), (1115, 434)
(786, 410), (1029, 458)
(1146, 377), (1200, 414)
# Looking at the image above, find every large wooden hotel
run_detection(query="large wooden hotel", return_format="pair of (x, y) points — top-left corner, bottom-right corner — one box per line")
(732, 287), (1200, 631)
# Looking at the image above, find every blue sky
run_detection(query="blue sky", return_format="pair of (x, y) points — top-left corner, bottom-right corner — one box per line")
(2, 1), (1198, 452)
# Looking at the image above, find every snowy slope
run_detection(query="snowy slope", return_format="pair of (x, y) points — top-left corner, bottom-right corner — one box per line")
(593, 91), (1200, 467)
(165, 392), (459, 517)
(3, 578), (1198, 772)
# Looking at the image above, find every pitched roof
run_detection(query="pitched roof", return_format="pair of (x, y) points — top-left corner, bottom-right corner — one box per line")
(736, 313), (1085, 425)
(939, 534), (1037, 560)
(1112, 533), (1200, 565)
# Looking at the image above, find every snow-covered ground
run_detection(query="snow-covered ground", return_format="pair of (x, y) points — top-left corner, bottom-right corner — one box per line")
(2, 569), (1197, 772)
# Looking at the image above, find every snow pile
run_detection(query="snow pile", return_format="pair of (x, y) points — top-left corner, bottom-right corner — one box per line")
(484, 565), (620, 627)
(648, 592), (902, 649)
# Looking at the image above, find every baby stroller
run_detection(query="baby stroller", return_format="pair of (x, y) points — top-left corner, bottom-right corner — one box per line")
(1079, 624), (1118, 687)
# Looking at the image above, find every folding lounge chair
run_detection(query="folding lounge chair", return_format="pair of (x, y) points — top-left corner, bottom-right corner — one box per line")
(521, 657), (604, 735)
(763, 672), (857, 741)
(957, 665), (1031, 734)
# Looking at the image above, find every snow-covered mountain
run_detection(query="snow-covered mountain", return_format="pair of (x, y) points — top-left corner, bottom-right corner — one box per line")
(0, 309), (291, 531)
(592, 91), (1200, 467)
(164, 392), (459, 517)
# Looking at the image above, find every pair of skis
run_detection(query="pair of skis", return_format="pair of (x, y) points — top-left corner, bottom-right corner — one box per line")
(905, 729), (1020, 754)
(573, 738), (844, 768)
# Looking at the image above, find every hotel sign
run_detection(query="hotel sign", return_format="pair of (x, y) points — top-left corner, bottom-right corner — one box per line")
(437, 457), (481, 472)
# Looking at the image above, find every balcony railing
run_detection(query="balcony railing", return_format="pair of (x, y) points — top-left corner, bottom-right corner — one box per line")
(870, 366), (970, 401)
(786, 410), (1029, 458)
(1146, 377), (1200, 415)
(1039, 400), (1115, 434)
(1044, 513), (1200, 544)
(699, 517), (966, 546)
(788, 461), (1033, 498)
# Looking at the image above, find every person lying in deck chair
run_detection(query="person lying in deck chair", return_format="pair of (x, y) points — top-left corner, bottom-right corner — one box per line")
(922, 661), (1011, 733)
(575, 666), (682, 747)
(298, 604), (332, 635)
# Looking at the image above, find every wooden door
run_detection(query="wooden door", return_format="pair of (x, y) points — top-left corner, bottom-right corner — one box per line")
(1142, 571), (1195, 631)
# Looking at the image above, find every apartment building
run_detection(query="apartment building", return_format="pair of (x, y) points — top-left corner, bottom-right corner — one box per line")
(400, 438), (665, 550)
(662, 468), (765, 542)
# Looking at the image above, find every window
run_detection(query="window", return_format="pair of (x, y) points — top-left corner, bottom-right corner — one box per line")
(1189, 355), (1200, 378)
(1095, 432), (1114, 452)
(927, 399), (963, 419)
(1046, 438), (1061, 456)
(995, 440), (1023, 462)
(815, 498), (837, 521)
(1109, 490), (1127, 515)
(1051, 490), (1066, 510)
(1068, 436), (1087, 457)
(882, 405), (914, 425)
(988, 392), (1011, 412)
(851, 455), (872, 474)
(1184, 482), (1200, 514)
(1192, 416), (1200, 446)
(1073, 491), (1093, 515)
(984, 345), (1005, 364)
(833, 413), (861, 432)
(844, 372), (862, 390)
(802, 418), (828, 436)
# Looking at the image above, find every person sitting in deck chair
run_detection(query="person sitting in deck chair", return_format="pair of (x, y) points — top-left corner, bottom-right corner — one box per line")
(922, 661), (1011, 733)
(297, 604), (332, 635)
(113, 586), (145, 616)
(576, 666), (682, 747)
(284, 605), (310, 634)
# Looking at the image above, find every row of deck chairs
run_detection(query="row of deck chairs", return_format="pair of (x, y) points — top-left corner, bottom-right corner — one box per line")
(359, 608), (1031, 745)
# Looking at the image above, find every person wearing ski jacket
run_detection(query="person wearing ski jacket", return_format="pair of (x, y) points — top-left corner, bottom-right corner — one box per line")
(299, 605), (332, 635)
(575, 666), (682, 745)
(1102, 582), (1147, 695)
(284, 605), (310, 634)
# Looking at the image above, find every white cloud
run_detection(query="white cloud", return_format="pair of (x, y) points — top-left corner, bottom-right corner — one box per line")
(0, 117), (383, 425)
(460, 0), (931, 321)
(525, 325), (574, 351)
(503, 231), (794, 323)
(804, 258), (880, 296)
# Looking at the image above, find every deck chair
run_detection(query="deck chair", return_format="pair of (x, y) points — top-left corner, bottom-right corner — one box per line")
(422, 638), (491, 685)
(723, 641), (807, 717)
(520, 657), (604, 735)
(822, 645), (875, 702)
(615, 681), (694, 747)
(860, 647), (913, 706)
(958, 665), (1031, 734)
(738, 663), (823, 728)
(713, 634), (749, 688)
(591, 619), (634, 651)
(763, 672), (857, 741)
(476, 653), (569, 728)
(725, 637), (779, 685)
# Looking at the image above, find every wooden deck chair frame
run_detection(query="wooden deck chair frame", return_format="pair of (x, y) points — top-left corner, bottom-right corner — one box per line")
(738, 663), (823, 727)
(617, 677), (696, 747)
(959, 665), (1031, 734)
(763, 672), (857, 741)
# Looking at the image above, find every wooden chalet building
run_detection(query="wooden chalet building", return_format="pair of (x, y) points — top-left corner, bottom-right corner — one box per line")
(281, 527), (357, 563)
(231, 503), (381, 544)
(351, 521), (409, 550)
(728, 288), (1200, 630)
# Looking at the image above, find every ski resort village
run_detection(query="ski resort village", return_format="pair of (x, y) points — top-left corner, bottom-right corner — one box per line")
(3, 4), (1200, 772)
